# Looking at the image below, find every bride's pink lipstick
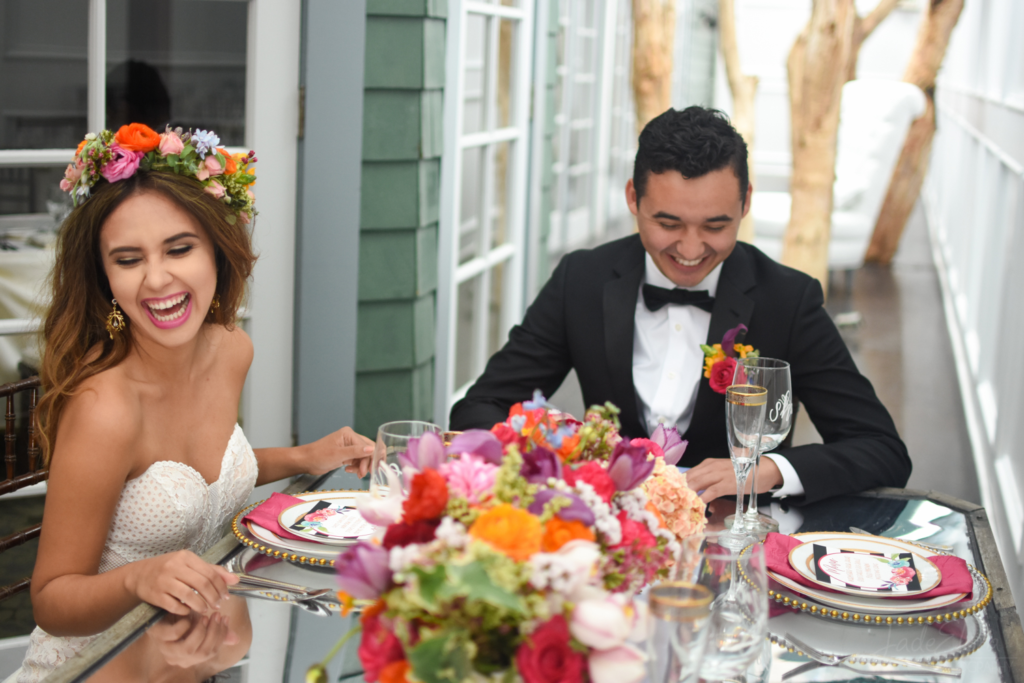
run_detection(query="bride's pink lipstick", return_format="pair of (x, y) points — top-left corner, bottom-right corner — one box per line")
(142, 292), (192, 329)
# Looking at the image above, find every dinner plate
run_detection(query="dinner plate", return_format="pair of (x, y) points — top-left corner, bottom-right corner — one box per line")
(788, 534), (941, 597)
(768, 569), (966, 614)
(277, 492), (378, 543)
(246, 521), (346, 557)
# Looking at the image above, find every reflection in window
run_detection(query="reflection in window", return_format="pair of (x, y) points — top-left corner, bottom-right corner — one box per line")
(106, 0), (248, 144)
(0, 0), (89, 150)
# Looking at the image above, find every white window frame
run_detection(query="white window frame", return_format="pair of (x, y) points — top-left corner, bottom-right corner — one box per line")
(435, 0), (535, 426)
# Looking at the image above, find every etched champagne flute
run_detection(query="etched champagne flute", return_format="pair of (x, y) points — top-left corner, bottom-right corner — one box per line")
(731, 357), (792, 537)
(724, 384), (767, 543)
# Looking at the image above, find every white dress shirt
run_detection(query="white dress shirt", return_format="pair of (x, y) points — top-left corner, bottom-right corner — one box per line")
(631, 253), (805, 497)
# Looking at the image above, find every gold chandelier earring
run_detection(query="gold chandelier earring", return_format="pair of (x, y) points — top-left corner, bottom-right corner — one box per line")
(208, 295), (221, 318)
(106, 299), (126, 339)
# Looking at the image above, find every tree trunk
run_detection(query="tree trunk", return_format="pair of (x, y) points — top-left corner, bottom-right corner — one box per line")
(865, 0), (964, 265)
(632, 0), (676, 137)
(847, 0), (900, 82)
(781, 0), (858, 290)
(718, 0), (759, 242)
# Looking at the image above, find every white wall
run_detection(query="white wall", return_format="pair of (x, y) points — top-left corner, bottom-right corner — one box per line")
(922, 0), (1024, 606)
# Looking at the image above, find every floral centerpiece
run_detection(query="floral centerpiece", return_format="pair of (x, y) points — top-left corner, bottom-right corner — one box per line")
(312, 395), (705, 683)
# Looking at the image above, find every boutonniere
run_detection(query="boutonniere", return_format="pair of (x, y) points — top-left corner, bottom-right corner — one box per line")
(700, 323), (759, 394)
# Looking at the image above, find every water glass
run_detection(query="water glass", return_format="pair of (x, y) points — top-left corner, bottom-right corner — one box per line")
(372, 420), (441, 491)
(647, 582), (714, 683)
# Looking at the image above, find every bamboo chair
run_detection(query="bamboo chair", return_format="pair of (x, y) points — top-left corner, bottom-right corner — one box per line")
(0, 375), (44, 602)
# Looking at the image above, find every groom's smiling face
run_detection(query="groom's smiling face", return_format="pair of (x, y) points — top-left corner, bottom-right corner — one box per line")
(627, 167), (751, 289)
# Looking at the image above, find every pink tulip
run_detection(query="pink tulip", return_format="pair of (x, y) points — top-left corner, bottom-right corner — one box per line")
(159, 130), (184, 155)
(587, 644), (646, 683)
(204, 153), (224, 176)
(570, 596), (633, 649)
(205, 180), (226, 199)
(59, 178), (73, 192)
(650, 424), (687, 466)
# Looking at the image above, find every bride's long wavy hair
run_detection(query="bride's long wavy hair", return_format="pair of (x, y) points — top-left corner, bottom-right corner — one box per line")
(36, 171), (258, 465)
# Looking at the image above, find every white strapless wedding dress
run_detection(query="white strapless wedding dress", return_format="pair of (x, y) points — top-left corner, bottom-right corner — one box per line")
(13, 424), (258, 683)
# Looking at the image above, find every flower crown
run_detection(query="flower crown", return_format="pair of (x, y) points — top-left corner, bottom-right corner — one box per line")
(61, 123), (257, 225)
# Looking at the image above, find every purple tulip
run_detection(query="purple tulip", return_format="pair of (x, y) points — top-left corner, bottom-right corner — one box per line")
(528, 489), (595, 526)
(448, 429), (505, 465)
(398, 432), (445, 472)
(650, 424), (688, 466)
(722, 324), (748, 358)
(607, 442), (655, 491)
(520, 447), (562, 484)
(335, 541), (392, 599)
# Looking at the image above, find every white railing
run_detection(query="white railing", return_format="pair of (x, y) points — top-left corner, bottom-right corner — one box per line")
(924, 99), (1024, 606)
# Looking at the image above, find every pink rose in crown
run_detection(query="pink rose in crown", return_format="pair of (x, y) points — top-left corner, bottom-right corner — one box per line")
(205, 180), (226, 199)
(101, 144), (143, 182)
(709, 357), (737, 394)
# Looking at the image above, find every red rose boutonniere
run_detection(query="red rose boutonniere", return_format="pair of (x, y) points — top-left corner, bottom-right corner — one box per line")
(700, 324), (759, 394)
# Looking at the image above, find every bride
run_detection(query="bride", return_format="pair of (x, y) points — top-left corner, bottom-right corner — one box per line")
(15, 124), (372, 682)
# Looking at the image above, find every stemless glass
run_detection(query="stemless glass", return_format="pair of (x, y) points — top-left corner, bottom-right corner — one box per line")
(725, 384), (767, 542)
(371, 421), (442, 492)
(730, 357), (792, 537)
(680, 531), (769, 682)
(647, 582), (714, 683)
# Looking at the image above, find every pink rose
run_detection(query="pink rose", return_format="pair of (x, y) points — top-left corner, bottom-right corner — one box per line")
(204, 154), (224, 176)
(246, 189), (255, 201)
(570, 596), (633, 649)
(196, 168), (210, 181)
(357, 613), (405, 682)
(439, 453), (498, 504)
(238, 210), (252, 225)
(158, 130), (184, 155)
(205, 181), (226, 199)
(59, 178), (73, 192)
(64, 163), (82, 184)
(709, 357), (737, 394)
(587, 644), (646, 683)
(101, 144), (143, 183)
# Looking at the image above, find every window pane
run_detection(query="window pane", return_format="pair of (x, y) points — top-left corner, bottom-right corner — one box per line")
(496, 19), (514, 129)
(454, 275), (482, 390)
(462, 14), (486, 135)
(0, 0), (88, 149)
(490, 141), (511, 249)
(459, 146), (484, 264)
(0, 167), (70, 218)
(487, 261), (506, 357)
(106, 0), (248, 145)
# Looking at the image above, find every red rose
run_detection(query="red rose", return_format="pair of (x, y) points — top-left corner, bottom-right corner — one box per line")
(402, 468), (449, 523)
(709, 357), (738, 394)
(491, 422), (521, 447)
(358, 613), (405, 682)
(613, 510), (657, 552)
(515, 615), (585, 683)
(382, 519), (441, 549)
(563, 461), (616, 503)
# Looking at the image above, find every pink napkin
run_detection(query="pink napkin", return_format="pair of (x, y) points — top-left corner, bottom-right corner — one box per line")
(764, 532), (973, 600)
(242, 492), (310, 542)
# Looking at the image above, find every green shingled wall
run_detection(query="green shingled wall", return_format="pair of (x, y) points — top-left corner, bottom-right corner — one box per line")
(355, 1), (446, 437)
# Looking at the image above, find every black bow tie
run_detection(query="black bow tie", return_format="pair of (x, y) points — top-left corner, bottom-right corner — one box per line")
(642, 284), (715, 312)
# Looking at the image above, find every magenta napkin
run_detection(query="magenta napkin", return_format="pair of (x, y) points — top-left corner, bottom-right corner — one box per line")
(764, 532), (974, 600)
(242, 492), (309, 542)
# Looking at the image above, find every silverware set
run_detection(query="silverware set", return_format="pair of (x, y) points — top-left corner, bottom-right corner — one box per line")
(223, 555), (338, 616)
(781, 632), (962, 679)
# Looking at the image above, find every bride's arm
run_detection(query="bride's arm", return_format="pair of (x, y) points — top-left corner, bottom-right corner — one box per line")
(30, 383), (234, 637)
(252, 428), (374, 485)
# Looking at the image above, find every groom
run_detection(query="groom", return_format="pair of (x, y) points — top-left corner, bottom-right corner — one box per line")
(450, 106), (910, 506)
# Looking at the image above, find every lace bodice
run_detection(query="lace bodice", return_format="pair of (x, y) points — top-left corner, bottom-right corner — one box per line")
(17, 425), (258, 683)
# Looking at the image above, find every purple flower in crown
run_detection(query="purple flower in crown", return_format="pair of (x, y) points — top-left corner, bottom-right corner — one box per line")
(397, 432), (445, 472)
(447, 429), (504, 466)
(335, 541), (392, 599)
(606, 441), (655, 491)
(650, 424), (688, 466)
(528, 489), (595, 526)
(520, 447), (562, 484)
(191, 129), (221, 159)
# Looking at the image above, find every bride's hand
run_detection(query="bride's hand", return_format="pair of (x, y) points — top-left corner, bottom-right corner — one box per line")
(308, 427), (374, 477)
(125, 550), (238, 616)
(148, 611), (239, 669)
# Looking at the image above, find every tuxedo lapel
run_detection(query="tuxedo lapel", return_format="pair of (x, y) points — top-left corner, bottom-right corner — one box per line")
(603, 237), (646, 436)
(684, 245), (757, 452)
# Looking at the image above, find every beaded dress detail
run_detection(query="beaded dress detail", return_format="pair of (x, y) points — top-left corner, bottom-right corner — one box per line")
(17, 424), (258, 683)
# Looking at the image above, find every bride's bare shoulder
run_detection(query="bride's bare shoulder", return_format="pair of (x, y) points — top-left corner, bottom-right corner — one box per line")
(207, 323), (254, 377)
(55, 367), (143, 466)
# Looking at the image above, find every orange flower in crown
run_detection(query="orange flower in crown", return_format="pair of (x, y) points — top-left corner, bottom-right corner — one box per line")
(114, 123), (161, 152)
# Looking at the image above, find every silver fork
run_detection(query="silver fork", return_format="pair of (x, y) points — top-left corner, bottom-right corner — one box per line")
(784, 632), (961, 678)
(228, 585), (335, 616)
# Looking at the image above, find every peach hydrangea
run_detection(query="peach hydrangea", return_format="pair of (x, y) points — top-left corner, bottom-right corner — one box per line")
(641, 459), (706, 540)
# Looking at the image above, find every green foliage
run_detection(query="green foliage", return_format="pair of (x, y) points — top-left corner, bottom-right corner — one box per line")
(408, 632), (474, 683)
(493, 445), (536, 505)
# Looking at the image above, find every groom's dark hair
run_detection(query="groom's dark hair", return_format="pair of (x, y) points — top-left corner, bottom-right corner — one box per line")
(632, 106), (749, 205)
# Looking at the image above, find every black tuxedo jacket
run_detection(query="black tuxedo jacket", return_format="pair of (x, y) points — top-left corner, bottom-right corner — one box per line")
(450, 235), (910, 504)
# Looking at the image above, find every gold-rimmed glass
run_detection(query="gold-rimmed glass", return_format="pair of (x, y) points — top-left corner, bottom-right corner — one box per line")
(647, 582), (714, 683)
(725, 385), (767, 542)
(371, 420), (441, 492)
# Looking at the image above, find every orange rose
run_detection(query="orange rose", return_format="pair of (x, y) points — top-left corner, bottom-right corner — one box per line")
(379, 660), (411, 683)
(541, 517), (595, 552)
(76, 139), (87, 156)
(217, 147), (238, 174)
(469, 504), (543, 561)
(114, 123), (160, 152)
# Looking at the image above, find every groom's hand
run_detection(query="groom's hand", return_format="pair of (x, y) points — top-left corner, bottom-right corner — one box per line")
(686, 457), (783, 504)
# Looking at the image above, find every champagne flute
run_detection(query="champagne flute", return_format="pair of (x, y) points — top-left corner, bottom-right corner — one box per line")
(724, 384), (766, 542)
(647, 582), (714, 683)
(730, 358), (792, 537)
(371, 420), (442, 493)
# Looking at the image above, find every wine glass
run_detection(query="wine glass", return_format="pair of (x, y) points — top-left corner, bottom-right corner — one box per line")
(647, 582), (714, 683)
(688, 532), (768, 682)
(724, 384), (767, 543)
(730, 357), (792, 537)
(371, 420), (442, 492)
